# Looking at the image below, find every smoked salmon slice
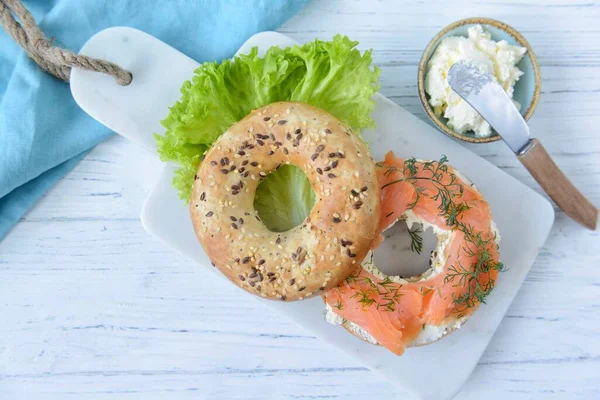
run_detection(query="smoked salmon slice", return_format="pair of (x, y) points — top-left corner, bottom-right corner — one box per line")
(324, 152), (503, 355)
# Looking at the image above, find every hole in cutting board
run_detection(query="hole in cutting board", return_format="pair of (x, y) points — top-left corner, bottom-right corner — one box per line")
(373, 221), (437, 278)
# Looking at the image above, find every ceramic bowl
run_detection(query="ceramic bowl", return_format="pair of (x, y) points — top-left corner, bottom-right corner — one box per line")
(417, 17), (542, 143)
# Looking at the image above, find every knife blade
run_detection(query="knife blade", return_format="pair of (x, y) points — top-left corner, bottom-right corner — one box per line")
(447, 60), (598, 230)
(447, 61), (531, 154)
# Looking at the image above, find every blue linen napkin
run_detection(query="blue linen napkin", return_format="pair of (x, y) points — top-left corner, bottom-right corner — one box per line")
(0, 0), (309, 240)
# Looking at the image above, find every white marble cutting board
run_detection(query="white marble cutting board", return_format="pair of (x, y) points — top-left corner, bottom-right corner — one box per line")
(70, 27), (554, 400)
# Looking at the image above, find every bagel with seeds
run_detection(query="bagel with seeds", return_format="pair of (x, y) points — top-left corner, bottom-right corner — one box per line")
(190, 102), (381, 301)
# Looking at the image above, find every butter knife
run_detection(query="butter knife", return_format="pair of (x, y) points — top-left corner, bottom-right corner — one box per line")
(448, 61), (598, 230)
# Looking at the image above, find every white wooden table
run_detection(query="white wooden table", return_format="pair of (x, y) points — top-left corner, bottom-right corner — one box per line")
(1, 1), (599, 399)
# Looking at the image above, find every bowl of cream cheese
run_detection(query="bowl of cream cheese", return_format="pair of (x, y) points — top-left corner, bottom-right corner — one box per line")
(418, 18), (541, 143)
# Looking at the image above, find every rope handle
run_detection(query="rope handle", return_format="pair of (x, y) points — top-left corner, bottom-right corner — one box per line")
(0, 0), (132, 85)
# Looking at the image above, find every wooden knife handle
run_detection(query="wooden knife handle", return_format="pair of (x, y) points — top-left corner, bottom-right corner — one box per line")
(518, 138), (598, 230)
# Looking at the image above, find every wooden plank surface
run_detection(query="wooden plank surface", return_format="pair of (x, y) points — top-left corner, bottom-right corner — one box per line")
(1, 0), (599, 399)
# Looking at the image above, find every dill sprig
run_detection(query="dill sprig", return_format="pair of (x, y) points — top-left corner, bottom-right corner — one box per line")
(346, 274), (404, 312)
(378, 155), (505, 315)
(379, 156), (467, 227)
(443, 223), (506, 317)
(407, 227), (423, 254)
(333, 299), (344, 310)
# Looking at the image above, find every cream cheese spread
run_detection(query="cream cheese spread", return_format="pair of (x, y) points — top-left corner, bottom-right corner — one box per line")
(425, 24), (527, 137)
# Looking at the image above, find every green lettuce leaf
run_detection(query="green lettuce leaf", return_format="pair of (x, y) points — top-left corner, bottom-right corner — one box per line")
(156, 35), (380, 231)
(253, 165), (316, 232)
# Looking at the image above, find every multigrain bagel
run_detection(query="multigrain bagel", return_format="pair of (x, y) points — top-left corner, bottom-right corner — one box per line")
(190, 102), (381, 301)
(323, 153), (501, 355)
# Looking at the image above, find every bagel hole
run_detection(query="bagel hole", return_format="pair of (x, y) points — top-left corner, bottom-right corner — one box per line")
(373, 221), (437, 278)
(254, 165), (316, 232)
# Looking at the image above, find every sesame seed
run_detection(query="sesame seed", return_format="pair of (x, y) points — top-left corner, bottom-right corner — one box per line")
(328, 173), (336, 178)
(294, 128), (301, 134)
(354, 171), (360, 177)
(259, 172), (267, 177)
(316, 168), (323, 175)
(263, 117), (270, 121)
(283, 148), (289, 155)
(238, 274), (246, 281)
(333, 216), (341, 223)
(231, 223), (238, 229)
(256, 139), (264, 146)
(286, 132), (292, 140)
(316, 144), (325, 153)
(200, 192), (206, 201)
(258, 259), (265, 265)
(311, 153), (318, 161)
(205, 211), (213, 217)
(278, 120), (287, 125)
(289, 278), (295, 286)
(337, 151), (345, 158)
(325, 128), (332, 134)
(242, 256), (250, 264)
